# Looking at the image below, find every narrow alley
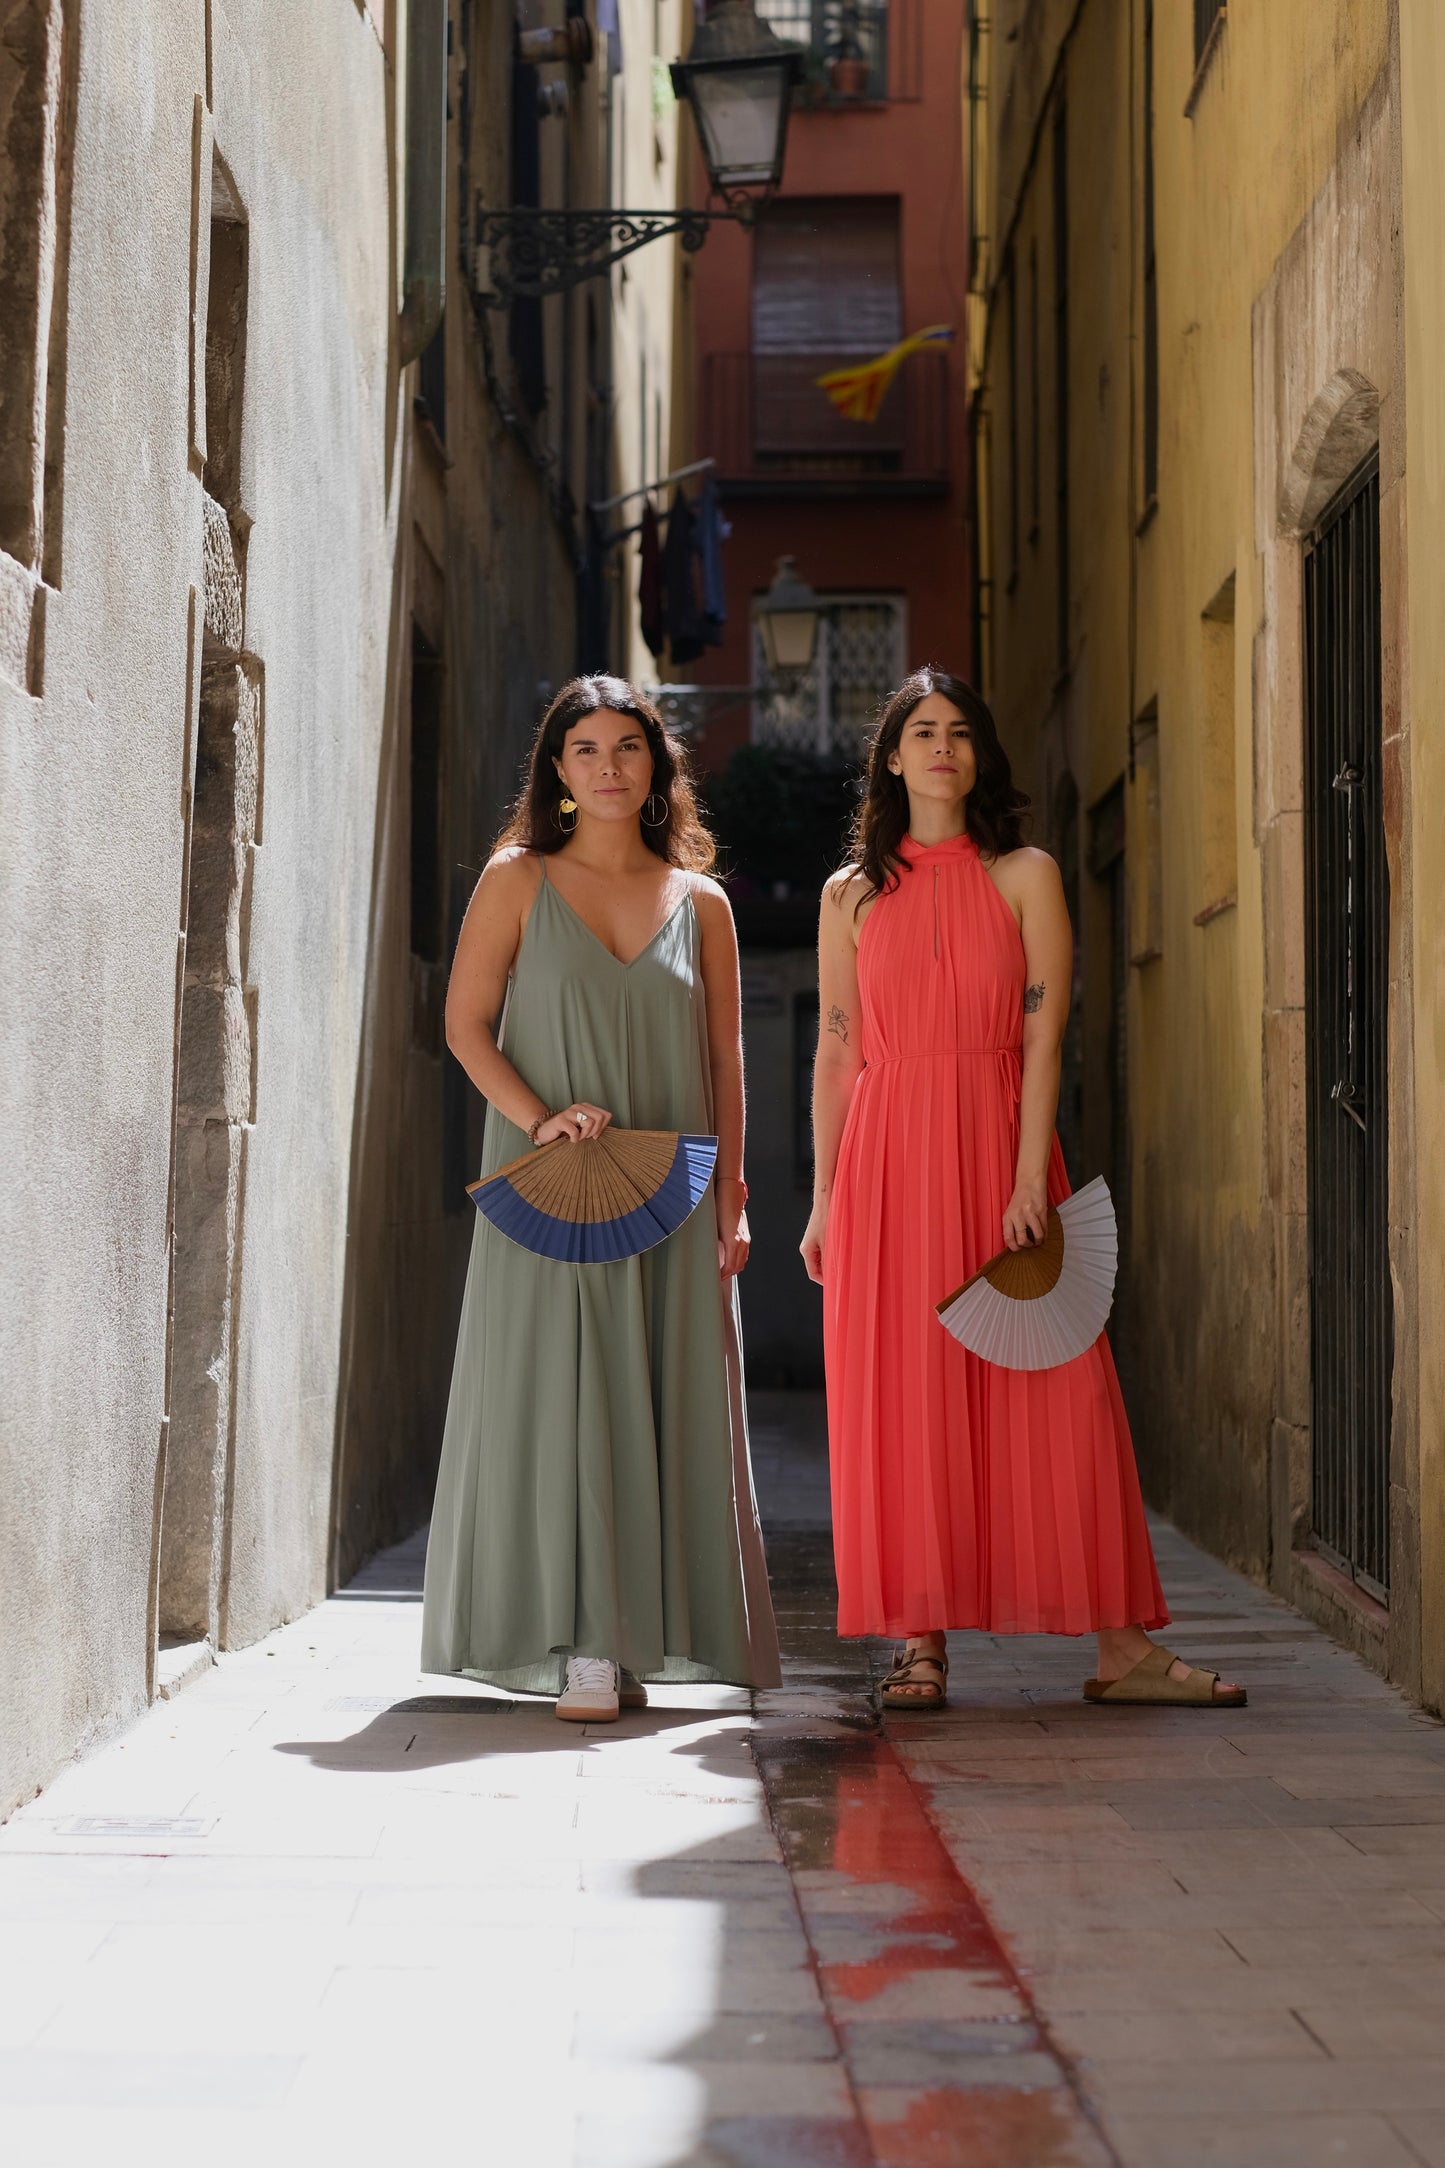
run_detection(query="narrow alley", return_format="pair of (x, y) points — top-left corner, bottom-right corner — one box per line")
(5, 1398), (1445, 2168)
(7, 5), (1445, 2165)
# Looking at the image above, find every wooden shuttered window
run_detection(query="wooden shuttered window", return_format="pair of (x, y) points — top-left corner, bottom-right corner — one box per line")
(751, 198), (902, 454)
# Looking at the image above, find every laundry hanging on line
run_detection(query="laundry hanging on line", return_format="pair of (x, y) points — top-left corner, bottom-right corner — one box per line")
(697, 474), (730, 637)
(596, 0), (623, 76)
(638, 501), (665, 659)
(662, 489), (707, 665)
(635, 484), (729, 668)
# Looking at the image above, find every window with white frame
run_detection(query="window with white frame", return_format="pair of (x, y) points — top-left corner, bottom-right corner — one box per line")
(751, 594), (906, 759)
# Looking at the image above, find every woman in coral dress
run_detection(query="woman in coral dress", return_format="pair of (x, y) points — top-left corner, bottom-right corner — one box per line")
(802, 668), (1244, 1708)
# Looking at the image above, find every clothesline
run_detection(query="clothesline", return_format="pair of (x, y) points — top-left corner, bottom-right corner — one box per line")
(587, 456), (716, 517)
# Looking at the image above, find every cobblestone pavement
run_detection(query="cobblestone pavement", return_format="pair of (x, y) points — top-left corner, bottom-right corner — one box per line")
(4, 1395), (1445, 2166)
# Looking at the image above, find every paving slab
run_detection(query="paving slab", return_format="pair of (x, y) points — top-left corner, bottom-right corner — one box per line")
(5, 1391), (1445, 2166)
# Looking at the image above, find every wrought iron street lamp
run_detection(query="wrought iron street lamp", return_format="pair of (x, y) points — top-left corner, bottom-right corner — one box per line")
(756, 555), (821, 686)
(669, 0), (801, 207)
(472, 1), (804, 309)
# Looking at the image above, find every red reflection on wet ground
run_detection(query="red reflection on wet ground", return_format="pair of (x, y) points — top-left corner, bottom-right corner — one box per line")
(825, 1756), (1022, 1999)
(755, 1728), (1110, 2168)
(859, 2086), (1109, 2168)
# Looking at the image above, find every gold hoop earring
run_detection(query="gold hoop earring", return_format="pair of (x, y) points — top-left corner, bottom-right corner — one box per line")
(556, 797), (579, 834)
(641, 792), (667, 827)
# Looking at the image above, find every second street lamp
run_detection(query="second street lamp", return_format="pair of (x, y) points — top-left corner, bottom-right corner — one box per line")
(472, 1), (804, 309)
(756, 556), (822, 688)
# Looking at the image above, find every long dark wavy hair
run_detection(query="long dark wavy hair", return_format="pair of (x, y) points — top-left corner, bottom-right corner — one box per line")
(849, 666), (1030, 902)
(496, 674), (716, 871)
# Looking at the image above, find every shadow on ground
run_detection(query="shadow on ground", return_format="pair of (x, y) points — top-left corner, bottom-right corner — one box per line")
(274, 1392), (1107, 2167)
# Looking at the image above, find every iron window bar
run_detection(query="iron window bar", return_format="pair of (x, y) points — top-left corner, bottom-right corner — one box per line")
(1303, 451), (1390, 1603)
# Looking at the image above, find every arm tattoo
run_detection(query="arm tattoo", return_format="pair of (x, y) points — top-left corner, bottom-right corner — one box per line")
(826, 1004), (850, 1044)
(1023, 981), (1045, 1014)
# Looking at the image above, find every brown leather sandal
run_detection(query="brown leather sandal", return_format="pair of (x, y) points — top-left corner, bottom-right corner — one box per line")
(879, 1643), (949, 1708)
(1083, 1643), (1247, 1707)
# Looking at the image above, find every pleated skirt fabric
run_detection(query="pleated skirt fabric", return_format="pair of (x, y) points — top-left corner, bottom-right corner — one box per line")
(823, 833), (1168, 1639)
(421, 871), (781, 1693)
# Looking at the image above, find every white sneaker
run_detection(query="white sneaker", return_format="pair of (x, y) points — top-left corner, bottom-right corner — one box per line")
(557, 1656), (620, 1722)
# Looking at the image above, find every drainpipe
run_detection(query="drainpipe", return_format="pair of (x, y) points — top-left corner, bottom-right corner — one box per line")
(398, 0), (447, 364)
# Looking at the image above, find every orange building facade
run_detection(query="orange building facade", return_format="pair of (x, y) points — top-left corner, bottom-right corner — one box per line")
(668, 1), (971, 1383)
(685, 0), (973, 774)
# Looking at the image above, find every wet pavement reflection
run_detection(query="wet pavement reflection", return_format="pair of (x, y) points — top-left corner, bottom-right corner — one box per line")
(732, 1519), (1113, 2167)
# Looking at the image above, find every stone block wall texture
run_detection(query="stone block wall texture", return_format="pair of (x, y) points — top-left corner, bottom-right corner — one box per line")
(0, 0), (607, 1818)
(0, 0), (398, 1816)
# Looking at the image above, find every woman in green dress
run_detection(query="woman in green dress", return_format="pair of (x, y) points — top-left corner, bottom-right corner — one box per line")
(422, 676), (780, 1721)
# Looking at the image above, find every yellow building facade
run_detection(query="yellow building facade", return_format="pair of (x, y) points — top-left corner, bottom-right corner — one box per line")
(970, 0), (1445, 1710)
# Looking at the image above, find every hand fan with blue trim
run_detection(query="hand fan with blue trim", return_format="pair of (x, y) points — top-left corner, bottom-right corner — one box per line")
(467, 1127), (718, 1264)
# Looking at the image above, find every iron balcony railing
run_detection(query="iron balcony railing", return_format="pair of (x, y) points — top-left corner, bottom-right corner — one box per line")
(701, 347), (950, 495)
(755, 0), (923, 105)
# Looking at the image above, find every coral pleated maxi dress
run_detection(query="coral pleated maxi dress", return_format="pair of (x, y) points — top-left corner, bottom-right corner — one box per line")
(823, 833), (1168, 1639)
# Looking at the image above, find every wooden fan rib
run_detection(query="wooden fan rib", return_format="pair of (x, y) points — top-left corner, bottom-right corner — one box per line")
(614, 1132), (673, 1195)
(527, 1149), (577, 1216)
(982, 1213), (1065, 1299)
(502, 1128), (691, 1227)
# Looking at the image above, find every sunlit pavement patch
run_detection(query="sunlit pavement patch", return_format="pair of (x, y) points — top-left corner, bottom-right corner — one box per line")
(753, 1532), (1114, 2168)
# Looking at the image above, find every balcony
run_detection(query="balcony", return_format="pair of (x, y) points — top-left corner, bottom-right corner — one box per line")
(701, 348), (950, 497)
(756, 1), (923, 106)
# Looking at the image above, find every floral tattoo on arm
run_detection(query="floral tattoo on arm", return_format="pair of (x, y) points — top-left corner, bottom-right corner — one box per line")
(1023, 981), (1045, 1014)
(826, 1004), (850, 1044)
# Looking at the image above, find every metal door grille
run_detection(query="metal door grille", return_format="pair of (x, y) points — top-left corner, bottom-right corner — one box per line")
(751, 596), (905, 758)
(1303, 454), (1391, 1602)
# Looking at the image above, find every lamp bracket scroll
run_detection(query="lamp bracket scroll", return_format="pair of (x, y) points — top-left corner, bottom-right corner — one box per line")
(472, 204), (744, 309)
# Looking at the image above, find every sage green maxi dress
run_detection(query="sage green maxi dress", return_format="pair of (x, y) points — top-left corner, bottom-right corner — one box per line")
(421, 863), (781, 1693)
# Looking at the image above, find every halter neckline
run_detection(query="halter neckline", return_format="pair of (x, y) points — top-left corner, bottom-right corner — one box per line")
(898, 830), (977, 863)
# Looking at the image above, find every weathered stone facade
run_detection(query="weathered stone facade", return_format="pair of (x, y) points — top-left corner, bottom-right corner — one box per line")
(0, 0), (681, 1818)
(968, 0), (1445, 1711)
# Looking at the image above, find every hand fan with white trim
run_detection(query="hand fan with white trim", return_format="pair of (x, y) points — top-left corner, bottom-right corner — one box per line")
(935, 1176), (1118, 1371)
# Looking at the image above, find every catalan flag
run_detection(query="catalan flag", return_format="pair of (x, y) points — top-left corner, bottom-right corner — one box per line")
(815, 325), (955, 424)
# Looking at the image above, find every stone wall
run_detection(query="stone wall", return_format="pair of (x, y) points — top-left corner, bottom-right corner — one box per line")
(967, 0), (1445, 1706)
(1, 0), (697, 1820)
(0, 0), (402, 1816)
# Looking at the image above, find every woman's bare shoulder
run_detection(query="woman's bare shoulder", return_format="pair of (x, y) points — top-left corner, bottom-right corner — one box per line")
(684, 873), (739, 956)
(821, 864), (870, 914)
(479, 844), (543, 892)
(992, 844), (1062, 897)
(684, 869), (731, 908)
(460, 846), (542, 932)
(684, 870), (734, 926)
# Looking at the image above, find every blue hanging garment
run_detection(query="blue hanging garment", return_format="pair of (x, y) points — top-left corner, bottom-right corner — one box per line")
(698, 474), (730, 647)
